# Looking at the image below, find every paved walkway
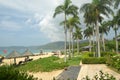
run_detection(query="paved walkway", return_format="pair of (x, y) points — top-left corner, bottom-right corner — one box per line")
(56, 66), (80, 80)
(77, 64), (120, 80)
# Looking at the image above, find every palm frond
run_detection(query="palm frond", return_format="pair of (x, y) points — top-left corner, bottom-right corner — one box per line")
(53, 5), (64, 18)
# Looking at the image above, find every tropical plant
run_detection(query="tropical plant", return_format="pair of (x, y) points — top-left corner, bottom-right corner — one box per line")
(99, 21), (110, 51)
(53, 0), (78, 62)
(82, 71), (116, 80)
(73, 27), (82, 54)
(0, 65), (37, 80)
(84, 26), (93, 52)
(109, 12), (120, 53)
(80, 0), (113, 57)
(66, 16), (80, 58)
(113, 0), (120, 9)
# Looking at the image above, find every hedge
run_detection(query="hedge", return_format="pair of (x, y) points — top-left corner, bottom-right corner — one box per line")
(82, 57), (106, 64)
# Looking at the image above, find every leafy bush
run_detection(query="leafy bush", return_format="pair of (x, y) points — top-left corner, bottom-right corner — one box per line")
(82, 52), (94, 58)
(106, 40), (120, 51)
(0, 65), (37, 80)
(82, 71), (116, 80)
(82, 57), (106, 64)
(106, 54), (120, 71)
(101, 52), (116, 57)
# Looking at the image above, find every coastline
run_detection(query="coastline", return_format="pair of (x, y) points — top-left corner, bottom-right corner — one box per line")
(1, 52), (54, 65)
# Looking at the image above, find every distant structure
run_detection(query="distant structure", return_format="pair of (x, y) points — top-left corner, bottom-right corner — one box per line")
(117, 37), (120, 41)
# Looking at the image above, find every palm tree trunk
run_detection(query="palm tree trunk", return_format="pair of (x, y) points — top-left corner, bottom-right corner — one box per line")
(102, 33), (105, 51)
(92, 28), (96, 57)
(115, 28), (118, 54)
(89, 36), (92, 52)
(71, 31), (74, 57)
(77, 37), (79, 54)
(68, 30), (71, 59)
(96, 23), (101, 57)
(64, 13), (67, 62)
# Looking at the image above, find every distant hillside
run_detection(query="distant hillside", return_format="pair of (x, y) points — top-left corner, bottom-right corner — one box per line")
(37, 41), (65, 50)
(36, 40), (88, 50)
(0, 40), (89, 50)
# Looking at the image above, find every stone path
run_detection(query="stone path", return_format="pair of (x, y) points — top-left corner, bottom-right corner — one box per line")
(77, 64), (120, 80)
(56, 66), (81, 80)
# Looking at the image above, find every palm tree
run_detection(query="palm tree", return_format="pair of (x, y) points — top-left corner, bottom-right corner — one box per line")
(53, 0), (78, 62)
(66, 16), (80, 58)
(99, 21), (110, 51)
(80, 0), (113, 57)
(84, 26), (93, 52)
(110, 13), (120, 53)
(113, 0), (120, 9)
(73, 27), (82, 54)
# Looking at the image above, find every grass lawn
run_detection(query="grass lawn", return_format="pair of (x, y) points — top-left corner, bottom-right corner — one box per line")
(17, 55), (81, 72)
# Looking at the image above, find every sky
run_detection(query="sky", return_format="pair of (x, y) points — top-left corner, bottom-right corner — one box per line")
(0, 0), (119, 46)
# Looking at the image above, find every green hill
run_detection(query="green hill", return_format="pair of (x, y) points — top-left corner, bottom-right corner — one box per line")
(37, 41), (65, 50)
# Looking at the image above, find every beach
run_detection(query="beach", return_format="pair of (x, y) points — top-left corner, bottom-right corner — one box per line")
(2, 52), (54, 65)
(1, 52), (65, 80)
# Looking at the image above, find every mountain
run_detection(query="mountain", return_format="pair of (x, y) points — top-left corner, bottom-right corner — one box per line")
(35, 40), (88, 50)
(37, 41), (65, 50)
(0, 40), (89, 50)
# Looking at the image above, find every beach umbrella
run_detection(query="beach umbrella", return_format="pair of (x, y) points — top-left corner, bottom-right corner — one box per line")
(22, 49), (34, 57)
(6, 50), (21, 64)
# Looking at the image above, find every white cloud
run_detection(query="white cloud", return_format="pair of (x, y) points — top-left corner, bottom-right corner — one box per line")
(38, 13), (64, 42)
(0, 20), (22, 31)
(0, 0), (95, 42)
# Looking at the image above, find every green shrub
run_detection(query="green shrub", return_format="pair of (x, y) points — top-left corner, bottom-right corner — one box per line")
(0, 65), (37, 80)
(82, 70), (116, 80)
(82, 52), (94, 58)
(82, 57), (106, 64)
(101, 52), (116, 57)
(106, 54), (120, 71)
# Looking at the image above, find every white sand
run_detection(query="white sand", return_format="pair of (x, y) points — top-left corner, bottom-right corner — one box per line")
(2, 52), (54, 65)
(29, 70), (63, 80)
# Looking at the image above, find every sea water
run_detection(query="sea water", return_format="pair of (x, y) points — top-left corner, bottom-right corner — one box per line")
(0, 49), (53, 57)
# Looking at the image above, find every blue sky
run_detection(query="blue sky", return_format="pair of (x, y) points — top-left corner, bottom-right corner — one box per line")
(0, 0), (119, 46)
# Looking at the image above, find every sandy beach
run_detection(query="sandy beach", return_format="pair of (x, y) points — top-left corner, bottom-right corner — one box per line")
(29, 70), (64, 80)
(2, 52), (54, 65)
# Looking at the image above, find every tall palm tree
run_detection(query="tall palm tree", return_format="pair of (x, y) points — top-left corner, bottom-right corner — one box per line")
(66, 16), (80, 58)
(110, 13), (120, 53)
(73, 27), (82, 54)
(99, 21), (110, 51)
(53, 0), (78, 62)
(80, 0), (113, 57)
(84, 26), (93, 52)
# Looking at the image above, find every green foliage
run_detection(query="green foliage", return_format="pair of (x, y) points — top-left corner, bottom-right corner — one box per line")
(82, 71), (116, 80)
(106, 40), (120, 51)
(18, 56), (68, 72)
(81, 52), (108, 64)
(82, 57), (106, 64)
(106, 54), (120, 72)
(82, 52), (94, 58)
(101, 51), (116, 57)
(67, 55), (81, 65)
(0, 65), (37, 80)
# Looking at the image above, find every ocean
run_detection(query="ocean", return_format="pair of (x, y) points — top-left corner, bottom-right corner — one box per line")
(0, 49), (53, 57)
